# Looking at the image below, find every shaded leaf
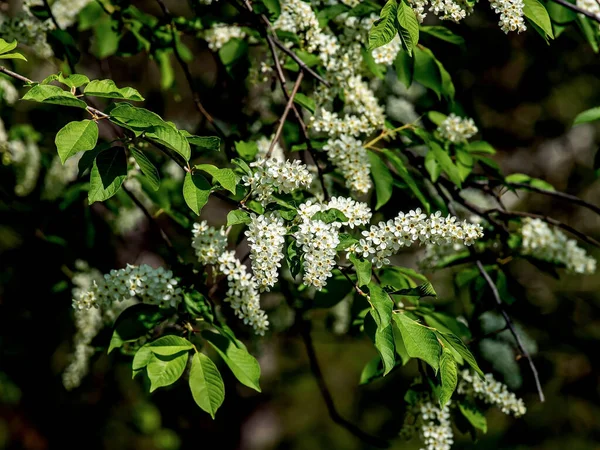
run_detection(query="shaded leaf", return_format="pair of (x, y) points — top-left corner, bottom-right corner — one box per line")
(189, 352), (225, 419)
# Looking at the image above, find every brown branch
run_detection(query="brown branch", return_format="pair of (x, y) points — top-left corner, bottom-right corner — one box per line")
(475, 261), (545, 402)
(267, 71), (304, 157)
(548, 0), (600, 23)
(154, 0), (228, 142)
(299, 319), (389, 448)
(0, 66), (33, 84)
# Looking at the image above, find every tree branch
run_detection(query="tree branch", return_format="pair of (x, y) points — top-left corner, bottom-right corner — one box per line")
(475, 261), (545, 403)
(299, 319), (389, 448)
(267, 71), (304, 157)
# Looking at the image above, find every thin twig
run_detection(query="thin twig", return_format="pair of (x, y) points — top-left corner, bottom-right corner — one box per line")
(42, 0), (60, 33)
(299, 319), (389, 448)
(154, 0), (228, 142)
(475, 261), (545, 402)
(0, 66), (33, 84)
(548, 0), (600, 23)
(267, 71), (304, 158)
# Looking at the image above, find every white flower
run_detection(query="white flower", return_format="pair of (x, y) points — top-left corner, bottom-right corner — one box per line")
(205, 24), (246, 51)
(489, 0), (527, 33)
(323, 135), (372, 194)
(244, 158), (313, 205)
(459, 370), (527, 417)
(192, 220), (228, 265)
(437, 113), (478, 143)
(246, 213), (287, 292)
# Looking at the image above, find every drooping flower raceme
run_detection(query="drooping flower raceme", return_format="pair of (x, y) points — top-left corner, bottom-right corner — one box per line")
(489, 0), (527, 34)
(71, 264), (183, 310)
(399, 394), (454, 450)
(205, 24), (247, 51)
(243, 158), (313, 205)
(457, 370), (527, 417)
(437, 113), (478, 143)
(192, 220), (228, 265)
(351, 210), (484, 268)
(245, 213), (287, 291)
(218, 251), (270, 335)
(323, 134), (372, 194)
(520, 217), (596, 274)
(371, 35), (401, 65)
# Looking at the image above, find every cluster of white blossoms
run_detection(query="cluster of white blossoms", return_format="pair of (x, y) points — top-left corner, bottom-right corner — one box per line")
(0, 77), (18, 105)
(246, 213), (287, 292)
(520, 217), (596, 274)
(437, 113), (479, 143)
(1, 3), (54, 58)
(256, 135), (284, 161)
(243, 158), (313, 205)
(457, 370), (527, 417)
(192, 220), (228, 265)
(400, 395), (454, 450)
(372, 35), (401, 65)
(42, 155), (79, 200)
(577, 0), (600, 26)
(297, 197), (373, 229)
(71, 264), (183, 310)
(408, 0), (472, 22)
(489, 0), (527, 34)
(192, 222), (270, 335)
(274, 0), (323, 53)
(24, 0), (92, 30)
(323, 134), (372, 194)
(351, 210), (484, 268)
(218, 251), (270, 335)
(0, 128), (41, 197)
(204, 23), (246, 51)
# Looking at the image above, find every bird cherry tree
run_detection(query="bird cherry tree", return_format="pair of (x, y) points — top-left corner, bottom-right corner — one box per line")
(1, 0), (600, 447)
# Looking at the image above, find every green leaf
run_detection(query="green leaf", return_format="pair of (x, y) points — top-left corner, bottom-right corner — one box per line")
(189, 352), (225, 419)
(0, 38), (18, 55)
(227, 210), (251, 226)
(505, 173), (554, 191)
(414, 46), (454, 100)
(420, 26), (465, 46)
(311, 208), (349, 224)
(195, 164), (237, 194)
(22, 84), (88, 109)
(131, 147), (160, 191)
(147, 335), (194, 356)
(55, 120), (99, 164)
(458, 401), (488, 433)
(425, 148), (441, 182)
(202, 331), (261, 392)
(45, 73), (90, 88)
(393, 313), (441, 372)
(578, 16), (599, 53)
(368, 151), (393, 210)
(293, 93), (316, 114)
(438, 331), (483, 378)
(573, 106), (600, 126)
(132, 346), (153, 377)
(147, 352), (188, 392)
(146, 125), (191, 161)
(382, 150), (430, 212)
(349, 253), (372, 287)
(88, 147), (127, 204)
(110, 103), (165, 130)
(108, 304), (164, 353)
(182, 133), (221, 151)
(84, 79), (145, 101)
(337, 233), (359, 251)
(427, 111), (448, 126)
(219, 38), (248, 67)
(430, 141), (462, 187)
(396, 0), (419, 56)
(523, 0), (554, 39)
(183, 172), (211, 215)
(394, 50), (414, 88)
(366, 282), (395, 375)
(385, 281), (436, 298)
(359, 355), (384, 385)
(0, 52), (27, 61)
(235, 140), (259, 161)
(466, 140), (496, 154)
(368, 0), (399, 50)
(439, 347), (458, 407)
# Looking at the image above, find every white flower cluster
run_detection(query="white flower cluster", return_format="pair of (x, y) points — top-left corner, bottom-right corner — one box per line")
(246, 213), (287, 291)
(437, 113), (478, 143)
(42, 155), (79, 200)
(274, 0), (323, 53)
(294, 219), (340, 290)
(71, 264), (183, 310)
(1, 4), (54, 58)
(297, 197), (373, 229)
(243, 158), (313, 205)
(192, 220), (228, 265)
(0, 77), (18, 105)
(457, 370), (527, 417)
(256, 135), (284, 161)
(63, 261), (133, 390)
(400, 395), (454, 450)
(489, 0), (527, 34)
(409, 0), (472, 23)
(1, 130), (41, 197)
(205, 23), (246, 51)
(520, 217), (596, 274)
(323, 134), (372, 193)
(192, 222), (270, 335)
(372, 35), (401, 65)
(48, 0), (93, 29)
(218, 251), (270, 335)
(352, 210), (484, 268)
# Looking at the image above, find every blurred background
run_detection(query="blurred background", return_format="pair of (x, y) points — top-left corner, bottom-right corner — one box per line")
(1, 0), (600, 449)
